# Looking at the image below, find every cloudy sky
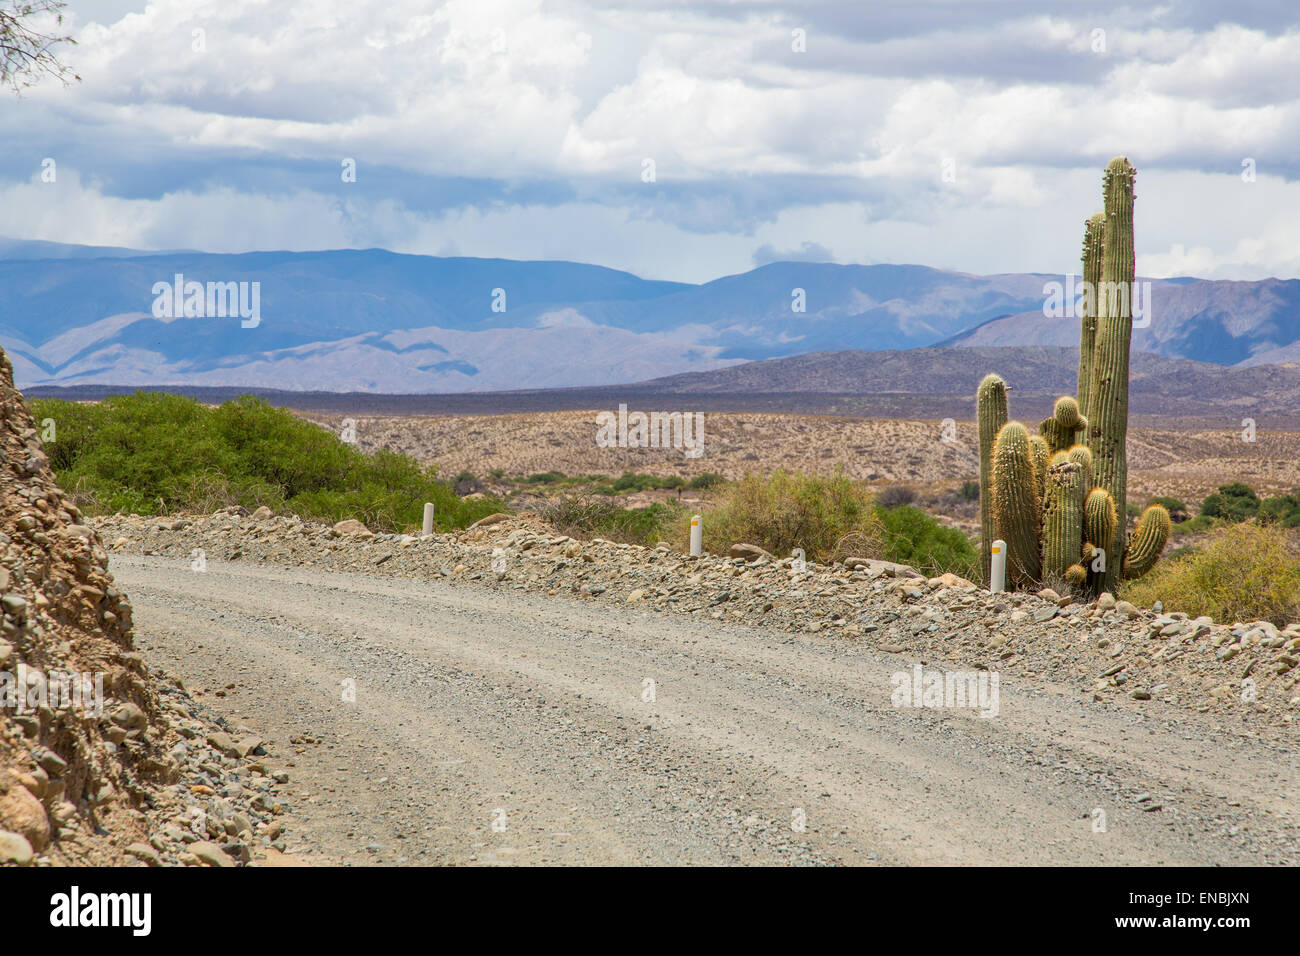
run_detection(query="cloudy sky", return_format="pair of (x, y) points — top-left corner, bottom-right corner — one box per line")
(2, 0), (1298, 283)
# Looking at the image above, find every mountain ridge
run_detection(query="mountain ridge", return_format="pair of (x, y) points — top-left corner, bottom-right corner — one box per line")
(3, 240), (1298, 393)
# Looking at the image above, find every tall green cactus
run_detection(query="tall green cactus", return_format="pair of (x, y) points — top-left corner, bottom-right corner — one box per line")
(977, 373), (1008, 585)
(992, 421), (1042, 588)
(1086, 156), (1137, 592)
(1078, 212), (1105, 413)
(1042, 453), (1084, 582)
(972, 157), (1167, 597)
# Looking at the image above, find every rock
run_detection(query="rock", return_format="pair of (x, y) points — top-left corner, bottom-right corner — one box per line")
(843, 557), (923, 579)
(1036, 588), (1061, 604)
(124, 842), (162, 866)
(468, 513), (511, 529)
(1032, 606), (1058, 623)
(729, 543), (773, 562)
(333, 519), (372, 536)
(0, 830), (33, 865)
(207, 731), (243, 760)
(190, 840), (235, 868)
(1114, 600), (1141, 619)
(109, 702), (148, 736)
(252, 506), (274, 520)
(31, 746), (67, 778)
(928, 572), (975, 590)
(0, 776), (51, 850)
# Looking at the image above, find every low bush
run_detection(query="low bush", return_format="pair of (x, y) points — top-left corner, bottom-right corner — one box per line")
(683, 470), (884, 564)
(540, 493), (680, 547)
(875, 505), (979, 580)
(689, 472), (726, 490)
(1200, 482), (1259, 522)
(1123, 522), (1300, 626)
(876, 485), (917, 508)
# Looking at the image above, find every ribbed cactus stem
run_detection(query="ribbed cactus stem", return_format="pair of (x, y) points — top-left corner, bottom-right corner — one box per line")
(977, 373), (1009, 585)
(1078, 212), (1105, 413)
(1123, 504), (1171, 580)
(1083, 487), (1117, 592)
(1086, 156), (1136, 593)
(992, 421), (1042, 588)
(1029, 434), (1049, 504)
(1042, 453), (1084, 583)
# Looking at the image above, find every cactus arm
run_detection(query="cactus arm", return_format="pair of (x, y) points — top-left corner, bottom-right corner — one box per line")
(1078, 212), (1105, 413)
(977, 373), (1009, 585)
(1042, 452), (1084, 582)
(1122, 504), (1171, 580)
(992, 421), (1043, 588)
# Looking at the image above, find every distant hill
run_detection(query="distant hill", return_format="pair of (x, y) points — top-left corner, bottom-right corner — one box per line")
(27, 347), (1300, 427)
(944, 279), (1300, 366)
(2, 240), (1298, 393)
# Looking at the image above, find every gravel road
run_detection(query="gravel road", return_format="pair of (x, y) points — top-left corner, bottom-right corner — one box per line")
(109, 554), (1298, 866)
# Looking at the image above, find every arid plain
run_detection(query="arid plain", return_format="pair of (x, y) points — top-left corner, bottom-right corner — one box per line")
(298, 409), (1300, 512)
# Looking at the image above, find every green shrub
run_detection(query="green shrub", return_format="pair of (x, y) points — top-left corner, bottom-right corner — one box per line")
(1257, 492), (1300, 526)
(540, 494), (681, 547)
(1123, 522), (1300, 626)
(1171, 513), (1218, 536)
(1151, 496), (1189, 522)
(30, 392), (504, 533)
(524, 471), (566, 484)
(689, 472), (726, 490)
(875, 505), (979, 580)
(1200, 482), (1259, 522)
(685, 470), (883, 563)
(958, 480), (980, 502)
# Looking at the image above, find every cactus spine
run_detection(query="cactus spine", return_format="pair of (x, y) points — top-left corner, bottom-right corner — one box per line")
(992, 421), (1042, 588)
(977, 374), (1009, 585)
(1086, 157), (1137, 592)
(1042, 453), (1084, 582)
(1078, 212), (1105, 413)
(1123, 505), (1171, 580)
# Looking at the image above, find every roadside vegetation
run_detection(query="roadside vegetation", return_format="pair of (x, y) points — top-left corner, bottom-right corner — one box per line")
(1123, 522), (1300, 626)
(537, 469), (977, 575)
(30, 392), (504, 533)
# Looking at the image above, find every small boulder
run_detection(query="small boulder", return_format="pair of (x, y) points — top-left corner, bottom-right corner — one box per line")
(0, 830), (33, 865)
(332, 519), (372, 536)
(729, 543), (773, 562)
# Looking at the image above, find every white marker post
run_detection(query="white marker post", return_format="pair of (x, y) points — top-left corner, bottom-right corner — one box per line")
(689, 514), (703, 557)
(990, 539), (1006, 594)
(422, 502), (435, 536)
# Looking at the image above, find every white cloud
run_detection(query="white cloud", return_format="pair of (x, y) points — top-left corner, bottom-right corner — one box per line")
(1, 0), (1297, 281)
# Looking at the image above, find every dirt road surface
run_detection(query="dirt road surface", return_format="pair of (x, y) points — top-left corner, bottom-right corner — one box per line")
(110, 554), (1299, 866)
